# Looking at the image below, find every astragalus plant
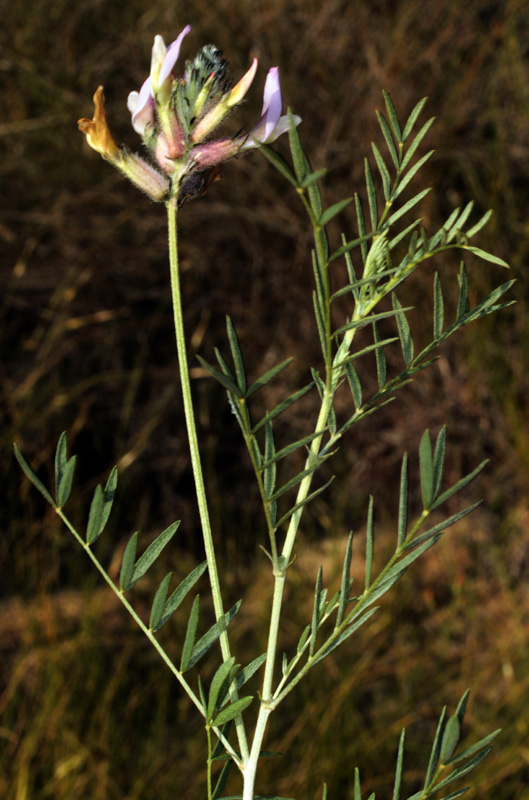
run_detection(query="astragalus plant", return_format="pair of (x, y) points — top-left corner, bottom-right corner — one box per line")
(15, 24), (511, 800)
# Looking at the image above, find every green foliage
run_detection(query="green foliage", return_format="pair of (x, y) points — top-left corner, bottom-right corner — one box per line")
(13, 86), (511, 800)
(320, 691), (500, 800)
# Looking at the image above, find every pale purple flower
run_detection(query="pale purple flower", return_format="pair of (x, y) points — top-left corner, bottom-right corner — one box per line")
(127, 25), (191, 135)
(242, 67), (301, 150)
(80, 27), (301, 204)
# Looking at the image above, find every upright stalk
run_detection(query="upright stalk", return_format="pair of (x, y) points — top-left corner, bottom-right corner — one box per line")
(244, 213), (335, 800)
(166, 198), (249, 762)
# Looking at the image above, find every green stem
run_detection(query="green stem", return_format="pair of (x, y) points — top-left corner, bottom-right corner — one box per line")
(244, 202), (335, 799)
(207, 726), (213, 800)
(166, 199), (249, 763)
(55, 508), (241, 765)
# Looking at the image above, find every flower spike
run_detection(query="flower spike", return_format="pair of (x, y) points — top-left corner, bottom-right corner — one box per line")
(79, 28), (301, 203)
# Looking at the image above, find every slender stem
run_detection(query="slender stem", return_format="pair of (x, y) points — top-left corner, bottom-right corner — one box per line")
(55, 508), (241, 765)
(166, 199), (249, 762)
(244, 202), (336, 798)
(207, 726), (213, 800)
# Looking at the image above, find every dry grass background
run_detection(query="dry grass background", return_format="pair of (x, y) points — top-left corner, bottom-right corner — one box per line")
(1, 0), (529, 798)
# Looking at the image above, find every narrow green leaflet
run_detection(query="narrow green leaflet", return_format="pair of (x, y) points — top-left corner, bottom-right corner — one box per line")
(433, 747), (493, 793)
(337, 336), (401, 370)
(464, 280), (515, 323)
(383, 91), (402, 143)
(120, 531), (139, 591)
(403, 502), (482, 552)
(207, 658), (236, 722)
(397, 454), (408, 548)
(354, 769), (362, 800)
(226, 317), (247, 395)
(373, 322), (387, 389)
(364, 158), (378, 230)
(393, 151), (434, 200)
(432, 426), (447, 499)
(345, 363), (362, 410)
(313, 607), (379, 665)
(310, 567), (323, 657)
(360, 534), (444, 610)
(263, 422), (277, 499)
(354, 193), (368, 264)
(440, 715), (461, 764)
(372, 142), (391, 200)
(365, 496), (374, 589)
(102, 466), (118, 524)
(234, 653), (267, 692)
(211, 696), (254, 728)
(288, 109), (308, 184)
(212, 758), (233, 800)
(245, 358), (293, 398)
(149, 572), (173, 631)
(14, 443), (56, 506)
(444, 729), (500, 767)
(433, 272), (444, 338)
(275, 476), (334, 529)
(252, 383), (314, 434)
(258, 143), (297, 186)
(319, 198), (353, 227)
(424, 707), (447, 789)
(86, 485), (104, 545)
(386, 188), (431, 227)
(270, 458), (332, 504)
(431, 461), (487, 510)
(461, 246), (509, 268)
(196, 355), (243, 397)
(333, 307), (413, 338)
(393, 729), (406, 800)
(457, 264), (469, 321)
(392, 295), (413, 366)
(336, 532), (353, 627)
(449, 201), (473, 238)
(300, 168), (328, 187)
(455, 689), (470, 725)
(85, 467), (118, 545)
(188, 601), (242, 670)
(262, 431), (325, 469)
(54, 431), (68, 485)
(400, 117), (435, 171)
(388, 218), (423, 250)
(376, 110), (399, 169)
(313, 291), (328, 357)
(329, 232), (375, 265)
(159, 561), (208, 628)
(433, 790), (469, 800)
(54, 432), (77, 507)
(211, 720), (233, 759)
(402, 97), (427, 141)
(180, 595), (200, 672)
(464, 208), (493, 239)
(130, 521), (180, 587)
(419, 430), (434, 510)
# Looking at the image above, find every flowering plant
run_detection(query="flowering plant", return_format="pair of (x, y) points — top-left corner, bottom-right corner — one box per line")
(17, 23), (511, 800)
(78, 25), (300, 203)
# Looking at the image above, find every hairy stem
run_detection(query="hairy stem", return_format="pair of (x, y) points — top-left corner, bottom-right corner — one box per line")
(167, 199), (249, 762)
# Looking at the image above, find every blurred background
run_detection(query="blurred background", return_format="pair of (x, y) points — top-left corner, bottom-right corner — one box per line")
(1, 0), (528, 798)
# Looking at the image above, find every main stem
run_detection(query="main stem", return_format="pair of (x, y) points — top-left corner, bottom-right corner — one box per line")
(243, 216), (335, 800)
(166, 199), (249, 762)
